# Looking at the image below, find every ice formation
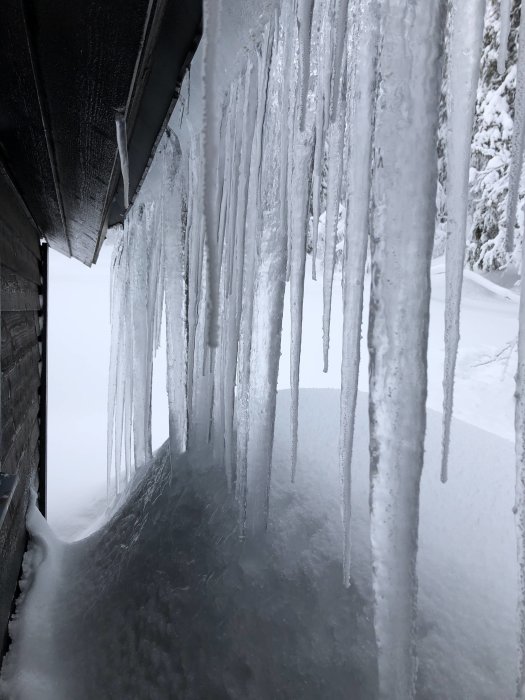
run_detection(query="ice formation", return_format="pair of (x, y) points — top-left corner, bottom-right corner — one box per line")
(106, 0), (525, 697)
(115, 112), (130, 209)
(498, 0), (512, 75)
(441, 0), (486, 483)
(517, 214), (525, 700)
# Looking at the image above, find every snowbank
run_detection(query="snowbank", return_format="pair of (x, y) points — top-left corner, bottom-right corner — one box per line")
(1, 390), (516, 699)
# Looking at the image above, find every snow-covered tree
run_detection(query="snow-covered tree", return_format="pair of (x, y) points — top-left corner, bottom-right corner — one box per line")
(468, 0), (521, 270)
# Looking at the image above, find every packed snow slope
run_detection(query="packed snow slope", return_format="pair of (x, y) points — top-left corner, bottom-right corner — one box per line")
(0, 390), (515, 700)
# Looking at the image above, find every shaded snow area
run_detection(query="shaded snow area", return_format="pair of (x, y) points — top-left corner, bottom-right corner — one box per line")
(0, 391), (516, 700)
(0, 242), (515, 699)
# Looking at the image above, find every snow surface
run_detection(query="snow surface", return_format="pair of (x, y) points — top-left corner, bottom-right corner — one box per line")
(0, 390), (516, 699)
(0, 241), (513, 698)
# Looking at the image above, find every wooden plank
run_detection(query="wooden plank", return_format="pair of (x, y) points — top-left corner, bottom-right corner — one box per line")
(0, 164), (42, 261)
(0, 501), (27, 659)
(1, 268), (40, 312)
(1, 339), (40, 457)
(1, 369), (40, 431)
(1, 341), (40, 401)
(1, 395), (40, 465)
(0, 427), (38, 654)
(1, 411), (39, 480)
(0, 228), (41, 285)
(1, 312), (40, 369)
(0, 414), (38, 644)
(0, 474), (18, 530)
(0, 1), (66, 258)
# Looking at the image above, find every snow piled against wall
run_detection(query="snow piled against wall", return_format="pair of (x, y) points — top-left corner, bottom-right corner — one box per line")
(0, 391), (517, 699)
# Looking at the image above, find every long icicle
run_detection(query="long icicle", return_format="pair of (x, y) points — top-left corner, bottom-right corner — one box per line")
(311, 8), (332, 280)
(298, 0), (315, 131)
(330, 0), (349, 121)
(339, 0), (378, 588)
(515, 197), (525, 700)
(235, 22), (274, 525)
(290, 121), (315, 481)
(282, 0), (297, 282)
(245, 13), (286, 538)
(498, 0), (512, 75)
(441, 0), (486, 484)
(368, 0), (444, 696)
(115, 111), (130, 209)
(202, 0), (222, 347)
(322, 63), (346, 373)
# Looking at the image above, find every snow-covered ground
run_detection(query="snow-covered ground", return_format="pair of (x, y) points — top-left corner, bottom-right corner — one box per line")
(0, 390), (516, 699)
(1, 245), (513, 699)
(280, 255), (518, 442)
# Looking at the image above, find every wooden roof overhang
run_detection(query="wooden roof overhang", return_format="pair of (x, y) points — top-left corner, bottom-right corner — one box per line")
(0, 0), (202, 265)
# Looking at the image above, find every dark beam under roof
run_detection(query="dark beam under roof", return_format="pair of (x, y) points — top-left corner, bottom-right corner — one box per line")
(0, 0), (202, 266)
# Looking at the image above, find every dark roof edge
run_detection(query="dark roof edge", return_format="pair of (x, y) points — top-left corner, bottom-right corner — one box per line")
(92, 1), (202, 265)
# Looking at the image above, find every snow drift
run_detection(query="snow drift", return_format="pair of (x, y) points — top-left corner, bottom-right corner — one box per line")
(0, 391), (516, 699)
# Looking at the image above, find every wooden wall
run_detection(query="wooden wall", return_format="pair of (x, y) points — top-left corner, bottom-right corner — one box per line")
(0, 171), (44, 654)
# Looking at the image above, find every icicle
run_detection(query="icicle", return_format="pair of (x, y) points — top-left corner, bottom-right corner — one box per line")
(236, 19), (275, 527)
(498, 0), (512, 75)
(115, 111), (130, 209)
(330, 0), (349, 121)
(150, 205), (165, 357)
(245, 15), (287, 537)
(515, 197), (525, 700)
(322, 65), (346, 373)
(339, 0), (378, 588)
(311, 8), (332, 280)
(185, 146), (202, 434)
(107, 231), (125, 497)
(220, 68), (254, 486)
(224, 80), (243, 299)
(441, 0), (486, 484)
(290, 126), (315, 481)
(311, 94), (324, 280)
(163, 134), (189, 459)
(202, 0), (222, 347)
(224, 61), (258, 486)
(297, 0), (315, 131)
(281, 0), (296, 282)
(368, 1), (444, 697)
(506, 0), (525, 253)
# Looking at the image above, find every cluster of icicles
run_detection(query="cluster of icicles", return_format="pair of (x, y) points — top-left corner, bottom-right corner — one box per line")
(107, 0), (525, 697)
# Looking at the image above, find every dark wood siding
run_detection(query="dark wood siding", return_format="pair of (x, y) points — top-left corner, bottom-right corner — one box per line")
(0, 170), (43, 652)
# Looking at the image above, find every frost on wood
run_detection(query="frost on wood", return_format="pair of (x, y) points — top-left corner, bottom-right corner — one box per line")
(106, 0), (525, 696)
(441, 0), (486, 483)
